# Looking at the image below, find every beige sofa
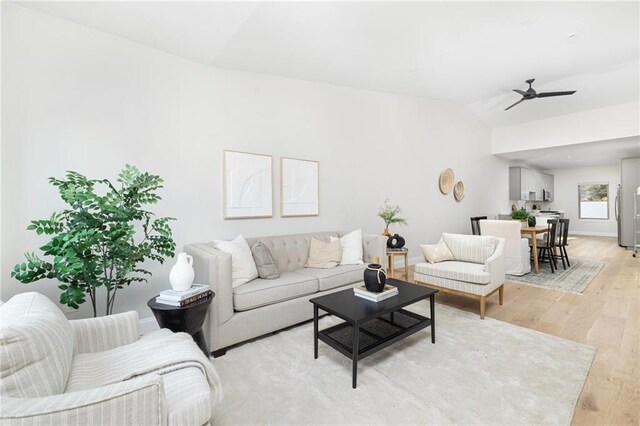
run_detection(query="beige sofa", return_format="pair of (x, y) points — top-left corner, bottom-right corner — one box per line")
(414, 233), (506, 319)
(185, 232), (388, 356)
(0, 292), (222, 426)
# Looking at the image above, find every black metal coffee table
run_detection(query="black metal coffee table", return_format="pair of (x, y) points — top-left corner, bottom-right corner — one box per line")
(310, 278), (437, 388)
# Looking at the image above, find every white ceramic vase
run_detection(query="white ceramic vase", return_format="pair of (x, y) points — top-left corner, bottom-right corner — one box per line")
(169, 252), (195, 291)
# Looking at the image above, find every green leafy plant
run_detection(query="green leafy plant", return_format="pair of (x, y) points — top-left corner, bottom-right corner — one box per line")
(511, 208), (530, 221)
(11, 165), (176, 316)
(378, 199), (408, 229)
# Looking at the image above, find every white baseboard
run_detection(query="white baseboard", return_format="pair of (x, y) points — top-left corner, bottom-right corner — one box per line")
(569, 231), (617, 237)
(139, 317), (160, 335)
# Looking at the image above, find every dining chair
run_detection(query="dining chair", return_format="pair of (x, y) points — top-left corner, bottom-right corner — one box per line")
(557, 218), (570, 268)
(470, 216), (487, 235)
(537, 219), (558, 273)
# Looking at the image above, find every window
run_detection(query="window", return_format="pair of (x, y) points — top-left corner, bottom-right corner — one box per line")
(578, 183), (609, 220)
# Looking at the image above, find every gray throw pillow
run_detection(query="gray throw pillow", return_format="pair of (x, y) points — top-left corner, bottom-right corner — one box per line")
(250, 241), (280, 279)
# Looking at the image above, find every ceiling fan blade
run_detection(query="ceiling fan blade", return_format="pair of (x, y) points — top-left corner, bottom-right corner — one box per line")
(537, 90), (576, 98)
(513, 89), (527, 96)
(505, 99), (525, 111)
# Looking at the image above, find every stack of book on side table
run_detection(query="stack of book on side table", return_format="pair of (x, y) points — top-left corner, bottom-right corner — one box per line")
(353, 284), (399, 302)
(155, 284), (212, 307)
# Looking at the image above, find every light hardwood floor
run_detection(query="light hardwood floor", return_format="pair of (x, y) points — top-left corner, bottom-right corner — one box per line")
(401, 236), (639, 426)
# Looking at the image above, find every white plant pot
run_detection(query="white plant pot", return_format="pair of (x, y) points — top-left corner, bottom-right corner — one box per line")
(169, 252), (195, 291)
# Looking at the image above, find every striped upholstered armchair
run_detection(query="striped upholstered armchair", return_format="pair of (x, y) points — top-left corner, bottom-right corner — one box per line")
(0, 292), (222, 425)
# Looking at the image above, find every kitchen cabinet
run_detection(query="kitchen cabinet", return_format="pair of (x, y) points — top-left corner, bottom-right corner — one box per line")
(509, 167), (554, 201)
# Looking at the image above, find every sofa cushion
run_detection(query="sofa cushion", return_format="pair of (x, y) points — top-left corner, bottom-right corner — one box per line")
(330, 229), (364, 265)
(213, 235), (259, 288)
(420, 241), (455, 264)
(297, 264), (365, 291)
(414, 261), (491, 285)
(441, 233), (497, 264)
(0, 292), (74, 398)
(233, 272), (319, 311)
(305, 238), (342, 269)
(251, 241), (280, 279)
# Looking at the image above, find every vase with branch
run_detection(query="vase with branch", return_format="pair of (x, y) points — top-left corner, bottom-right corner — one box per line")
(11, 165), (176, 316)
(378, 199), (408, 237)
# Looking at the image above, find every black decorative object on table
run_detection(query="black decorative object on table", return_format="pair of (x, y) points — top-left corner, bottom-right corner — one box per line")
(528, 216), (537, 227)
(387, 234), (406, 249)
(147, 292), (214, 357)
(363, 263), (386, 292)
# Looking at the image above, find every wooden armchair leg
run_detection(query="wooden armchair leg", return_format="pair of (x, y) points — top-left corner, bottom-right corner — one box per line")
(498, 285), (504, 305)
(479, 296), (486, 319)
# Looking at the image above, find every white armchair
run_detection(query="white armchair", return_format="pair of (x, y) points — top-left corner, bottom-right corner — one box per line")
(0, 292), (222, 426)
(480, 219), (531, 276)
(415, 233), (506, 319)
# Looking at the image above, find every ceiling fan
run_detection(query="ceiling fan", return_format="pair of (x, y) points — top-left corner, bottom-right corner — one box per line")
(505, 78), (576, 111)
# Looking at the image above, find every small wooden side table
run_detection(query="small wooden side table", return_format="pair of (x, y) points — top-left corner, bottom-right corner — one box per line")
(387, 248), (409, 279)
(147, 292), (214, 357)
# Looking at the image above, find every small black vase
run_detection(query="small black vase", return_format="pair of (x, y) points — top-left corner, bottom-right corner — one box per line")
(387, 234), (406, 249)
(528, 216), (536, 227)
(363, 264), (387, 292)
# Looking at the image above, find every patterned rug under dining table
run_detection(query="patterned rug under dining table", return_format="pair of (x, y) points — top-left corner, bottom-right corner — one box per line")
(520, 226), (549, 273)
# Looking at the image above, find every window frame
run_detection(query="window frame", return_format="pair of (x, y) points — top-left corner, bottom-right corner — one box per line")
(577, 182), (610, 220)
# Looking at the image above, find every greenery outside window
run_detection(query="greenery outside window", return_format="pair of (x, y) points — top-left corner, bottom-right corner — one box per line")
(578, 183), (609, 220)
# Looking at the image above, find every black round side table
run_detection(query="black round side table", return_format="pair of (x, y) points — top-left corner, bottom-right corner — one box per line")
(147, 292), (214, 357)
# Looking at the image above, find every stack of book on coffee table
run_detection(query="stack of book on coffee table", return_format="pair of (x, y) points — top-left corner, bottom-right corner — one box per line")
(353, 284), (398, 302)
(156, 284), (212, 307)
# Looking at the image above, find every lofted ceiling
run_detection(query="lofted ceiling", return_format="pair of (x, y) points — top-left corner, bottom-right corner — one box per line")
(15, 1), (640, 128)
(498, 137), (640, 170)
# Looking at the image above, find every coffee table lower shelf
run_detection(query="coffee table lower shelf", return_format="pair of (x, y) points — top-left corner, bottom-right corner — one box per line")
(318, 309), (430, 363)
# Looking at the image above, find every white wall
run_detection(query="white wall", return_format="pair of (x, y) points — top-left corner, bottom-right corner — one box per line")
(492, 102), (640, 154)
(546, 165), (619, 236)
(1, 4), (509, 318)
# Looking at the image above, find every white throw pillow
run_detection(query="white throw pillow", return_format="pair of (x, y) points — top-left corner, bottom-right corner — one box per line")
(213, 235), (259, 288)
(420, 241), (455, 264)
(330, 229), (364, 265)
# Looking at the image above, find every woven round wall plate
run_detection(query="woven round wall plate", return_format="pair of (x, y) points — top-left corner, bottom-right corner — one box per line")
(439, 168), (454, 194)
(454, 181), (465, 201)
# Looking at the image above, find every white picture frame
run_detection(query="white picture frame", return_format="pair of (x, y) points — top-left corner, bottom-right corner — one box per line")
(223, 150), (273, 219)
(281, 157), (319, 217)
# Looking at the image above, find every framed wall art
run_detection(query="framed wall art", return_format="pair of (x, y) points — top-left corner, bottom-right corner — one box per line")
(281, 157), (319, 217)
(223, 150), (273, 219)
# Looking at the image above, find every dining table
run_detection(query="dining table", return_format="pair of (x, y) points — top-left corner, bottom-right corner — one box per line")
(520, 226), (549, 274)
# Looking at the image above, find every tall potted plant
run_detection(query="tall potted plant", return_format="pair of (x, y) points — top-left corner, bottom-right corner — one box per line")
(11, 165), (176, 316)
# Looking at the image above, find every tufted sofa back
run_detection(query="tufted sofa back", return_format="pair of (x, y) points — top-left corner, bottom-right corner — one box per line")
(244, 232), (339, 273)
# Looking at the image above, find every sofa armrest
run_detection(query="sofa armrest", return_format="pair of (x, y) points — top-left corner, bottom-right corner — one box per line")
(185, 243), (234, 327)
(484, 238), (506, 285)
(0, 375), (166, 425)
(362, 234), (389, 269)
(70, 311), (139, 355)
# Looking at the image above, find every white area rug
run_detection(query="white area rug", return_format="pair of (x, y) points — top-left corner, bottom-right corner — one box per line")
(212, 302), (595, 425)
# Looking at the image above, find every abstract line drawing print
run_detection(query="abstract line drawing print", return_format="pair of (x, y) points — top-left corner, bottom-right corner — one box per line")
(224, 151), (272, 219)
(282, 158), (319, 217)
